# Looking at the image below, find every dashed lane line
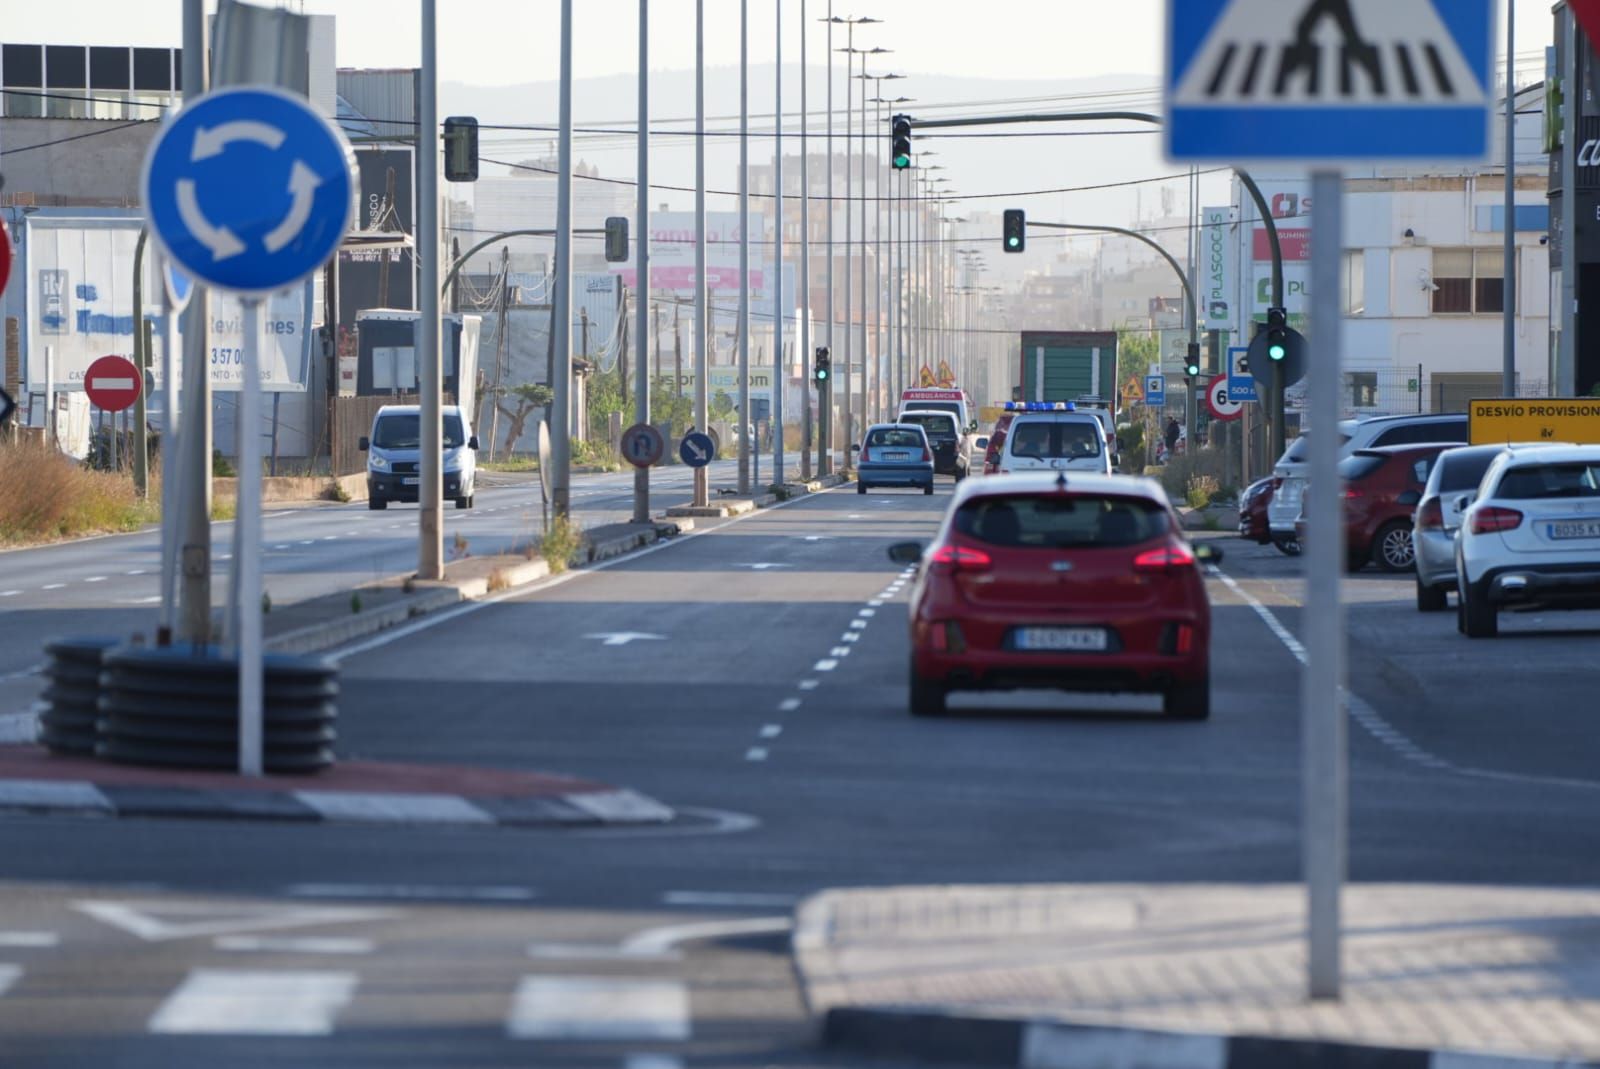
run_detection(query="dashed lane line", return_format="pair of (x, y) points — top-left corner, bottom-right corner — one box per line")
(778, 699), (801, 713)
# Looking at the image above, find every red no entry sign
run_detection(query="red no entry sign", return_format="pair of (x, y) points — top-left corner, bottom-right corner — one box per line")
(84, 354), (142, 413)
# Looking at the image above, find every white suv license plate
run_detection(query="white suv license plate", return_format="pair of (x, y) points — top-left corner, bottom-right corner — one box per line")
(1014, 627), (1108, 652)
(1548, 520), (1600, 540)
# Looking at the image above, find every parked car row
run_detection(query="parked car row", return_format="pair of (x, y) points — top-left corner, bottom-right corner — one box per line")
(1244, 413), (1600, 640)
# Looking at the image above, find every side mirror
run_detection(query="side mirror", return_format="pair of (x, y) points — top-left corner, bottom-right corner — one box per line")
(468, 435), (481, 451)
(358, 436), (370, 451)
(1193, 542), (1224, 565)
(850, 443), (862, 453)
(887, 541), (924, 564)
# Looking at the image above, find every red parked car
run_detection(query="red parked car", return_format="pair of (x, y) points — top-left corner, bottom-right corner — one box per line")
(1238, 476), (1274, 543)
(889, 472), (1220, 720)
(1294, 443), (1452, 572)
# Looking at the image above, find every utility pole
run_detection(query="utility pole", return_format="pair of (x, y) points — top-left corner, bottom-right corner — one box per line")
(551, 0), (575, 519)
(842, 34), (853, 467)
(633, 0), (652, 525)
(177, 0), (213, 644)
(418, 0), (444, 577)
(674, 301), (683, 433)
(820, 4), (835, 476)
(773, 0), (786, 487)
(693, 0), (710, 507)
(799, 0), (813, 482)
(1502, 2), (1516, 397)
(738, 0), (751, 495)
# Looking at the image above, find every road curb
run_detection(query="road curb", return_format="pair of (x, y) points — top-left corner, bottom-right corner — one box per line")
(819, 1007), (1600, 1069)
(0, 776), (675, 829)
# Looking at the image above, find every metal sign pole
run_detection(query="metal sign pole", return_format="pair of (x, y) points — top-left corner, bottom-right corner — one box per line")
(237, 297), (264, 777)
(632, 0), (652, 526)
(159, 273), (180, 639)
(693, 0), (710, 508)
(738, 0), (751, 496)
(1304, 168), (1347, 999)
(773, 0), (786, 488)
(418, 0), (445, 574)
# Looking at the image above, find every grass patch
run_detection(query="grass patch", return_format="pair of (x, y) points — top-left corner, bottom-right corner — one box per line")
(0, 442), (159, 544)
(211, 498), (237, 521)
(481, 455), (540, 473)
(538, 515), (584, 574)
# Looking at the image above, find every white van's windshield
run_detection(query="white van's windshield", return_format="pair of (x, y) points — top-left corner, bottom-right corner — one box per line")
(374, 413), (466, 450)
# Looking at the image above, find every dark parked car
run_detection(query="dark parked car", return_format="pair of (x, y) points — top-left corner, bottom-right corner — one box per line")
(1295, 443), (1453, 572)
(1238, 477), (1274, 543)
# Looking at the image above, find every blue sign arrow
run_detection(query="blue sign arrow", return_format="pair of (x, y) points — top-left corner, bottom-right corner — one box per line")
(1166, 0), (1493, 162)
(142, 86), (354, 296)
(679, 431), (716, 469)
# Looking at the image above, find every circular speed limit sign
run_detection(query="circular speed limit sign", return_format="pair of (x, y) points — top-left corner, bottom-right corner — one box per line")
(1205, 375), (1243, 421)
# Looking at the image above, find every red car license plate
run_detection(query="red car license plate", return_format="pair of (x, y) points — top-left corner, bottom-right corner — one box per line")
(1014, 627), (1108, 652)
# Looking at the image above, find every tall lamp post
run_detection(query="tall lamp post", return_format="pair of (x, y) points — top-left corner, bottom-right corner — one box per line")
(861, 72), (904, 423)
(874, 92), (912, 400)
(852, 50), (890, 426)
(831, 22), (883, 467)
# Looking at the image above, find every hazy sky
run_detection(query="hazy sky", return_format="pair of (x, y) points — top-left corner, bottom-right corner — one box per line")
(4, 1), (1557, 88)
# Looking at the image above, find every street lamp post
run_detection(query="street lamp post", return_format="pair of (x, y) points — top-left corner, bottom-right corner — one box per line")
(832, 22), (880, 467)
(862, 74), (903, 423)
(738, 0), (750, 495)
(799, 0), (812, 481)
(773, 0), (786, 487)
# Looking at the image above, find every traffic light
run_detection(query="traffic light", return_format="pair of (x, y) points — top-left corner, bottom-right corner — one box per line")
(813, 346), (831, 386)
(604, 216), (629, 262)
(1184, 342), (1201, 378)
(442, 116), (479, 182)
(1003, 209), (1025, 253)
(891, 114), (912, 170)
(1266, 306), (1288, 361)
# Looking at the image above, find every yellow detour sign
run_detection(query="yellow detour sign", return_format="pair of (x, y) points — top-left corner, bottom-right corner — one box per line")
(919, 366), (936, 387)
(1469, 398), (1600, 445)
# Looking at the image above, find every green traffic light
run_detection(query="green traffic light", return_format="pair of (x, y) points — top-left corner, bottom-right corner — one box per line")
(893, 154), (910, 169)
(1268, 343), (1286, 361)
(1006, 237), (1019, 249)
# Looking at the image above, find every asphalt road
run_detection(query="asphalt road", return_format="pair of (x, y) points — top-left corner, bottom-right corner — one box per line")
(0, 481), (1596, 1066)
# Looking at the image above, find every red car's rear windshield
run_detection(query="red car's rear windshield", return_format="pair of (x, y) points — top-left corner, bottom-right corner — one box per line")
(954, 494), (1169, 549)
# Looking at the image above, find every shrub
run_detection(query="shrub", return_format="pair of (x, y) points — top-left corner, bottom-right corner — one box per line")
(0, 442), (158, 543)
(1186, 475), (1220, 511)
(539, 515), (584, 574)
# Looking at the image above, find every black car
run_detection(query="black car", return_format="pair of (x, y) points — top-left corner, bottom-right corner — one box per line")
(897, 409), (969, 479)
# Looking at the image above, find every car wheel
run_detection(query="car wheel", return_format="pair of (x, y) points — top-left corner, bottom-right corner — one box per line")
(909, 668), (947, 718)
(923, 483), (934, 496)
(1374, 521), (1416, 572)
(455, 496), (470, 509)
(857, 482), (867, 495)
(1273, 536), (1301, 556)
(1415, 578), (1448, 613)
(1164, 677), (1210, 720)
(368, 496), (386, 511)
(1461, 578), (1498, 638)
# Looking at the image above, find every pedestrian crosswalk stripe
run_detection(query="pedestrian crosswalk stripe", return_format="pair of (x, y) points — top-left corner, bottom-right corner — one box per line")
(147, 968), (357, 1035)
(1174, 0), (1485, 108)
(506, 977), (690, 1041)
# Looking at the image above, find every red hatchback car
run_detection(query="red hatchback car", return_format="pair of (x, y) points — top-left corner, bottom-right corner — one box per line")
(1294, 443), (1451, 572)
(889, 473), (1219, 720)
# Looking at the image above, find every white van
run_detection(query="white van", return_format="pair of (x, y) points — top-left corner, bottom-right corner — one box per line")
(360, 404), (480, 511)
(996, 408), (1111, 475)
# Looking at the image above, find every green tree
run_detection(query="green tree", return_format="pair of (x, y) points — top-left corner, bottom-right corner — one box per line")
(1117, 329), (1160, 387)
(584, 369), (627, 441)
(490, 382), (553, 456)
(710, 388), (736, 422)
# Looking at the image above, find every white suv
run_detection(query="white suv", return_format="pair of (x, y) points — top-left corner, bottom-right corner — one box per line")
(995, 409), (1111, 475)
(1456, 444), (1600, 638)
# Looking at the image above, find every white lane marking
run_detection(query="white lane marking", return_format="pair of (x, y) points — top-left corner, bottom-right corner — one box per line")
(745, 747), (769, 762)
(760, 724), (783, 738)
(798, 680), (819, 690)
(858, 608), (876, 618)
(830, 646), (852, 658)
(0, 664), (44, 684)
(285, 883), (536, 902)
(148, 968), (357, 1036)
(869, 599), (884, 607)
(849, 619), (868, 630)
(214, 936), (373, 955)
(841, 632), (861, 643)
(0, 591), (19, 598)
(813, 659), (838, 672)
(739, 562), (790, 570)
(778, 699), (801, 712)
(126, 569), (147, 576)
(506, 977), (690, 1041)
(0, 932), (57, 948)
(0, 964), (20, 997)
(584, 632), (665, 647)
(1212, 567), (1600, 792)
(622, 915), (792, 958)
(322, 536), (338, 542)
(273, 544), (291, 551)
(626, 1056), (685, 1069)
(74, 900), (393, 942)
(217, 554), (232, 562)
(299, 540), (315, 546)
(41, 584), (64, 590)
(118, 596), (162, 605)
(293, 791), (494, 825)
(528, 942), (680, 962)
(661, 891), (800, 909)
(83, 576), (107, 583)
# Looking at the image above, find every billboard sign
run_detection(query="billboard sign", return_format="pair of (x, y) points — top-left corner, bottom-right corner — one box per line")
(611, 211), (767, 294)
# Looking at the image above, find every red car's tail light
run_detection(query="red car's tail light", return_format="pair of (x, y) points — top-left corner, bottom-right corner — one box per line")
(1472, 506), (1524, 534)
(928, 545), (992, 573)
(1175, 624), (1194, 654)
(1416, 498), (1444, 530)
(922, 447), (933, 462)
(1133, 544), (1197, 572)
(1342, 485), (1364, 500)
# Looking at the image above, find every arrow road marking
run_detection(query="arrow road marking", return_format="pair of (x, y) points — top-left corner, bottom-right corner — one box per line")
(584, 633), (665, 647)
(264, 161), (324, 253)
(176, 180), (246, 261)
(190, 120), (286, 161)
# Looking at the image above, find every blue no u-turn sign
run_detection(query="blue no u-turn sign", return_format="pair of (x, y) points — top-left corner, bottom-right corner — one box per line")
(142, 85), (355, 296)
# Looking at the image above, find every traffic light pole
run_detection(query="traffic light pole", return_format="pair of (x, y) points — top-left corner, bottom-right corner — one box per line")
(633, 0), (651, 526)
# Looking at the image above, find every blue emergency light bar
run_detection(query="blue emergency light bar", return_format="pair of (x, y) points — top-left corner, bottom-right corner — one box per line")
(1001, 402), (1076, 412)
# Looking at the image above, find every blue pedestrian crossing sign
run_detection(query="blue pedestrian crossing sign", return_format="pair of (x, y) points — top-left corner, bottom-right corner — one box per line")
(1166, 0), (1494, 162)
(142, 85), (355, 296)
(1144, 375), (1167, 408)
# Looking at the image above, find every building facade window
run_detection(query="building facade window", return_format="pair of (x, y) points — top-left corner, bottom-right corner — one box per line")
(1, 42), (177, 119)
(1342, 250), (1365, 316)
(1347, 370), (1378, 408)
(1432, 247), (1507, 315)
